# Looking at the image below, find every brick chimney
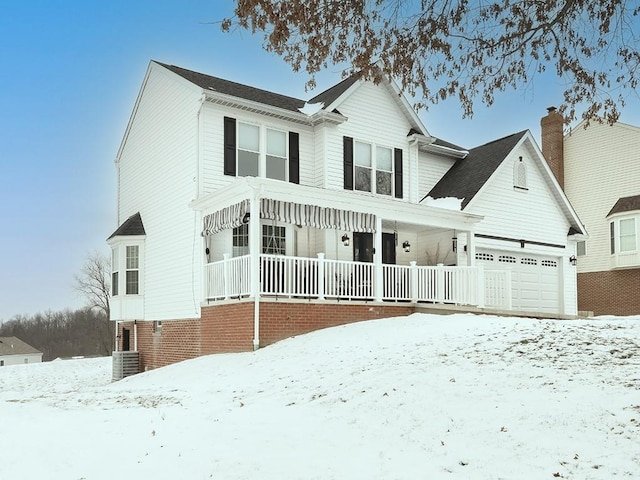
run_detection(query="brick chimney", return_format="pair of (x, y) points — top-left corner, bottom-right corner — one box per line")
(540, 106), (565, 189)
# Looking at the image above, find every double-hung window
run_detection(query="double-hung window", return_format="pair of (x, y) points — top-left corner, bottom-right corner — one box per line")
(238, 123), (260, 177)
(619, 218), (637, 252)
(111, 248), (119, 296)
(353, 141), (393, 196)
(126, 245), (140, 294)
(225, 117), (299, 183)
(232, 224), (249, 257)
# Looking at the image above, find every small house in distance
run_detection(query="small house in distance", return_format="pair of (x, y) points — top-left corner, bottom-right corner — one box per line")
(0, 337), (43, 366)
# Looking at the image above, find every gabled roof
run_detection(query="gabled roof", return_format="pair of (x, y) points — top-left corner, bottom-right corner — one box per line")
(426, 131), (528, 208)
(157, 62), (306, 113)
(0, 337), (41, 356)
(607, 194), (640, 217)
(107, 212), (145, 240)
(308, 73), (361, 108)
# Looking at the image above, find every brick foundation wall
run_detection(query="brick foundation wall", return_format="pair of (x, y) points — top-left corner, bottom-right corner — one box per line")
(201, 302), (255, 354)
(578, 269), (640, 316)
(117, 301), (415, 373)
(258, 301), (414, 347)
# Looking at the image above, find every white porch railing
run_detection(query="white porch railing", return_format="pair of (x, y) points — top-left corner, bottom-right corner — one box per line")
(204, 254), (512, 309)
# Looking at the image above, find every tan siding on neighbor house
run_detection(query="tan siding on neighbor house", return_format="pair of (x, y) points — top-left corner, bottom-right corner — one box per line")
(564, 122), (640, 273)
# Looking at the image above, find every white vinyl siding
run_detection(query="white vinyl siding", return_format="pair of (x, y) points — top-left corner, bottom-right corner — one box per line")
(200, 104), (314, 193)
(116, 64), (201, 320)
(324, 82), (412, 199)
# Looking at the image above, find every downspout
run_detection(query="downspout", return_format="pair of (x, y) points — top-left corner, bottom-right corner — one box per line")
(133, 320), (138, 352)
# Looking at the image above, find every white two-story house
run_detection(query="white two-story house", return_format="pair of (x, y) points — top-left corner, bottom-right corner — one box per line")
(109, 61), (585, 373)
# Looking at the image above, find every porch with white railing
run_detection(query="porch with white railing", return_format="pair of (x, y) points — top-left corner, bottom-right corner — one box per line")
(204, 254), (512, 309)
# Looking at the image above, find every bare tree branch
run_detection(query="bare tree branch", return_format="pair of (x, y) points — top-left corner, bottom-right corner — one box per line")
(222, 0), (640, 124)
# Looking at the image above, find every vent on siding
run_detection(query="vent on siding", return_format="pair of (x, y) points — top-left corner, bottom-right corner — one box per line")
(498, 255), (516, 263)
(521, 258), (537, 265)
(476, 253), (494, 262)
(541, 260), (558, 267)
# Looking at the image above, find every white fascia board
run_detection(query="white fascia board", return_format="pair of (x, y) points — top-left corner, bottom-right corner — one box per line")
(191, 177), (482, 230)
(107, 234), (146, 246)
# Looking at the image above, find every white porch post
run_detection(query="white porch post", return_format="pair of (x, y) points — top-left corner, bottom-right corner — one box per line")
(374, 216), (383, 301)
(249, 198), (261, 351)
(223, 253), (230, 300)
(317, 253), (325, 300)
(249, 199), (261, 298)
(410, 261), (418, 302)
(466, 229), (476, 266)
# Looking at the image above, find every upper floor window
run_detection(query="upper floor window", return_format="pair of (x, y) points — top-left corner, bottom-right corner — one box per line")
(610, 217), (637, 254)
(126, 245), (140, 294)
(350, 139), (396, 196)
(224, 117), (299, 184)
(513, 156), (527, 190)
(109, 242), (144, 296)
(111, 248), (119, 296)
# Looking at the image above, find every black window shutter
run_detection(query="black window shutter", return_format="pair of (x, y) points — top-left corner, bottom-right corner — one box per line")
(343, 136), (354, 190)
(289, 132), (299, 184)
(223, 117), (236, 176)
(394, 148), (403, 199)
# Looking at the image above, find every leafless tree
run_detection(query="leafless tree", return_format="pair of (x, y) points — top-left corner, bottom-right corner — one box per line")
(74, 251), (113, 353)
(222, 0), (640, 124)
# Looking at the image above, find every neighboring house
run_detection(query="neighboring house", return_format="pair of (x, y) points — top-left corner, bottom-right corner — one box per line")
(0, 337), (43, 366)
(109, 61), (585, 372)
(542, 108), (640, 315)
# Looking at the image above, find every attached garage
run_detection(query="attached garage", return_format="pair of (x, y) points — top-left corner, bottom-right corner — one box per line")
(476, 250), (562, 314)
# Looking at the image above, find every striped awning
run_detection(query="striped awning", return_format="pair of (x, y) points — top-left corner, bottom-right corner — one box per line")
(260, 199), (375, 232)
(202, 198), (375, 236)
(202, 200), (249, 236)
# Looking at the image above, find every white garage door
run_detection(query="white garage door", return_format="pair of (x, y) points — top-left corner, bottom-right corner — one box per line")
(476, 250), (561, 314)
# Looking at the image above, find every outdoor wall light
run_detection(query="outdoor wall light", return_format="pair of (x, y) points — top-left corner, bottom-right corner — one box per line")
(402, 240), (411, 253)
(341, 233), (350, 247)
(242, 212), (250, 224)
(569, 255), (577, 266)
(452, 235), (458, 252)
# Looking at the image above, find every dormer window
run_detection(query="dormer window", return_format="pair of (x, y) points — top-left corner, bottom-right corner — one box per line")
(513, 156), (527, 190)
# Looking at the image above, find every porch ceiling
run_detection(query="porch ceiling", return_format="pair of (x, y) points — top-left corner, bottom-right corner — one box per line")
(190, 177), (482, 231)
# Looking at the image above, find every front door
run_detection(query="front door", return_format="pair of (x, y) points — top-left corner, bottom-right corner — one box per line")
(353, 232), (374, 262)
(353, 233), (396, 264)
(122, 328), (131, 351)
(382, 232), (396, 265)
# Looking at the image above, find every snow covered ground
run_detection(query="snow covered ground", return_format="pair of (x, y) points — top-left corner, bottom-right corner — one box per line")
(1, 313), (638, 480)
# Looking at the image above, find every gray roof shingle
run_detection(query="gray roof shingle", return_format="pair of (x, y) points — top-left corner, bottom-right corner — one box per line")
(0, 337), (41, 356)
(107, 212), (145, 240)
(607, 194), (640, 216)
(426, 131), (527, 208)
(157, 62), (307, 112)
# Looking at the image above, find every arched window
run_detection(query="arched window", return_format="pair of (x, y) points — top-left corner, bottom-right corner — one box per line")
(513, 156), (527, 190)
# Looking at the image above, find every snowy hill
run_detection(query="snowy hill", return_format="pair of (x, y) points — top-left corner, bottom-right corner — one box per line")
(0, 313), (639, 479)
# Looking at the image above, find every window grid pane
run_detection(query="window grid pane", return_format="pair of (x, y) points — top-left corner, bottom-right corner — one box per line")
(355, 166), (372, 192)
(126, 271), (139, 295)
(112, 272), (119, 296)
(619, 218), (636, 252)
(266, 129), (286, 157)
(376, 147), (392, 171)
(354, 142), (372, 167)
(262, 225), (286, 255)
(232, 225), (249, 257)
(126, 246), (139, 269)
(238, 123), (260, 151)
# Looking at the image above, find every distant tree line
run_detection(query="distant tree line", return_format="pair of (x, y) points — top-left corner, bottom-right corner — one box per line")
(0, 308), (114, 361)
(0, 251), (114, 361)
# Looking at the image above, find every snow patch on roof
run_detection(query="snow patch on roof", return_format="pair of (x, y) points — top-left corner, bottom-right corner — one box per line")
(421, 196), (463, 211)
(298, 102), (324, 115)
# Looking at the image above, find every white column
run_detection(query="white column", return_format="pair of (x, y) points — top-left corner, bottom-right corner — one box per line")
(374, 216), (383, 301)
(317, 253), (325, 300)
(466, 229), (476, 266)
(249, 199), (261, 298)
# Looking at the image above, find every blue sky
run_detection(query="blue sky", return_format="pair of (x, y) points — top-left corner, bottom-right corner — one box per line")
(1, 1), (638, 321)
